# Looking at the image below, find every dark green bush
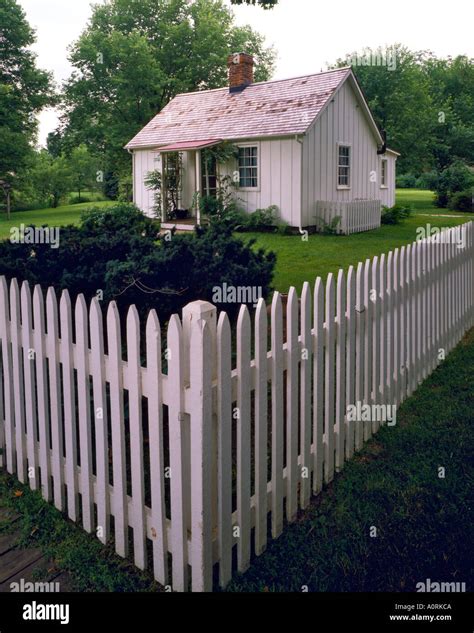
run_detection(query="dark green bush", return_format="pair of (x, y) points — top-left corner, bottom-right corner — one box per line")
(433, 161), (474, 208)
(69, 195), (91, 205)
(381, 204), (412, 224)
(447, 189), (474, 212)
(0, 204), (275, 322)
(396, 173), (418, 188)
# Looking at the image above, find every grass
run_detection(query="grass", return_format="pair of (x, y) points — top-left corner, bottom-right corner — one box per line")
(226, 327), (474, 592)
(0, 200), (115, 240)
(0, 473), (159, 592)
(240, 190), (474, 293)
(396, 188), (474, 214)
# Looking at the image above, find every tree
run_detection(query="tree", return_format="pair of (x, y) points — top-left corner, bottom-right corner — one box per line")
(29, 151), (72, 208)
(0, 0), (54, 181)
(332, 45), (438, 174)
(69, 145), (99, 200)
(59, 0), (276, 187)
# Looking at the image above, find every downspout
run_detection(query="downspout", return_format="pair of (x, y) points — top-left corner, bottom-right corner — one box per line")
(127, 148), (134, 205)
(377, 129), (387, 155)
(295, 135), (305, 235)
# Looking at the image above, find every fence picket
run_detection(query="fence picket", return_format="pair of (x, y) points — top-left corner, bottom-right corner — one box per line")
(271, 292), (284, 537)
(363, 260), (373, 440)
(324, 274), (335, 481)
(354, 263), (365, 451)
(60, 290), (78, 521)
(236, 305), (251, 572)
(145, 310), (168, 585)
(33, 286), (50, 501)
(0, 278), (15, 474)
(313, 278), (324, 493)
(90, 298), (109, 544)
(345, 267), (356, 458)
(46, 288), (64, 510)
(106, 301), (128, 559)
(217, 311), (233, 586)
(254, 300), (268, 552)
(126, 305), (146, 570)
(335, 270), (346, 470)
(167, 314), (188, 591)
(75, 294), (94, 532)
(21, 282), (38, 490)
(286, 287), (299, 519)
(371, 257), (380, 432)
(190, 319), (213, 592)
(300, 282), (312, 507)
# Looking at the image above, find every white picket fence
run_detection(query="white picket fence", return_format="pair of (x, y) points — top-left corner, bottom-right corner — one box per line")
(315, 199), (381, 234)
(0, 222), (472, 592)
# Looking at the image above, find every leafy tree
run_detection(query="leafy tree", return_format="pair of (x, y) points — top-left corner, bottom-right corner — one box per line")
(0, 0), (54, 182)
(332, 45), (438, 174)
(29, 151), (72, 208)
(59, 0), (276, 188)
(332, 46), (474, 176)
(69, 144), (99, 200)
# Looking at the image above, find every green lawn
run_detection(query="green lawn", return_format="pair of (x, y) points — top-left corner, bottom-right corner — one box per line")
(241, 189), (474, 293)
(0, 200), (115, 240)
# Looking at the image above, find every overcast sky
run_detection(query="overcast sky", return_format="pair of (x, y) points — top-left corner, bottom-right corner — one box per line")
(17, 0), (474, 146)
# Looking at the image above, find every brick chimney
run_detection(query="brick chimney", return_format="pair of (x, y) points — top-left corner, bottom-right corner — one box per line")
(227, 53), (254, 93)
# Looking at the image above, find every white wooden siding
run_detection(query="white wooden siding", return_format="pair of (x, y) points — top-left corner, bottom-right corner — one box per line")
(221, 137), (302, 227)
(302, 79), (396, 225)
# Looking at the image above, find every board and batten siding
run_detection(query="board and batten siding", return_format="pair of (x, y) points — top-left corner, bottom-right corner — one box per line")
(301, 78), (396, 226)
(220, 137), (302, 227)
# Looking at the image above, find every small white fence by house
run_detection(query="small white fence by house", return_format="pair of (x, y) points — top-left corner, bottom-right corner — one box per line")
(315, 199), (381, 234)
(0, 223), (472, 592)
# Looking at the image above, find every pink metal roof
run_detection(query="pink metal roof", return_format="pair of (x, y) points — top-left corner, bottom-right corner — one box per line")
(156, 139), (222, 152)
(126, 67), (352, 150)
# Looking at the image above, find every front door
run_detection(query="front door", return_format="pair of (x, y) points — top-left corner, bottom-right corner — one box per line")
(201, 154), (217, 199)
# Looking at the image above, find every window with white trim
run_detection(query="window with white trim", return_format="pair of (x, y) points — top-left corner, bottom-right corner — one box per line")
(337, 145), (351, 188)
(238, 146), (258, 188)
(381, 158), (388, 187)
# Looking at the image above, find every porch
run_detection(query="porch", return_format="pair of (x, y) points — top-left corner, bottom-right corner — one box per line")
(155, 138), (222, 227)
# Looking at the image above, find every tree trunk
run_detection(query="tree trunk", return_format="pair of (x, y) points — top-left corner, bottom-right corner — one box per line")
(6, 191), (11, 220)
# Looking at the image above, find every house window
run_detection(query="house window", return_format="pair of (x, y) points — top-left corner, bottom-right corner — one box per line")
(337, 145), (351, 188)
(381, 158), (388, 187)
(238, 146), (258, 188)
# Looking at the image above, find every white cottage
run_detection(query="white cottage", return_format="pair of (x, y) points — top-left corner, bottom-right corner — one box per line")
(126, 54), (399, 233)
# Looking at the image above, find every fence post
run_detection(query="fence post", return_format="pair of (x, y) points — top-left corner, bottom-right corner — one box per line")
(182, 300), (217, 591)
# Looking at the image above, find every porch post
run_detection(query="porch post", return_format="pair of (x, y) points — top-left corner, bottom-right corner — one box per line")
(195, 149), (201, 226)
(160, 152), (166, 222)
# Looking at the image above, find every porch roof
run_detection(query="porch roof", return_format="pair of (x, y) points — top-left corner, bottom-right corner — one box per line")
(155, 139), (222, 152)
